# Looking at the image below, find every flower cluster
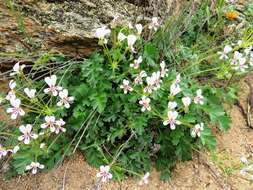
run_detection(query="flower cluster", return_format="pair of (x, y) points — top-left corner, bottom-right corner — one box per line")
(218, 42), (253, 73)
(1, 63), (74, 175)
(119, 56), (206, 135)
(96, 22), (144, 52)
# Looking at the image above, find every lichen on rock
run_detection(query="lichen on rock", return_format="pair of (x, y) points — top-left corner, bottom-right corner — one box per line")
(0, 0), (182, 58)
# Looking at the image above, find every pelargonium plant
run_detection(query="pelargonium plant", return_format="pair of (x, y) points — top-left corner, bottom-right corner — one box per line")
(0, 1), (252, 186)
(58, 17), (234, 184)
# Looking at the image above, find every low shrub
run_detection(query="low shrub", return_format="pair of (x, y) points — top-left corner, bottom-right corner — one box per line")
(0, 0), (252, 184)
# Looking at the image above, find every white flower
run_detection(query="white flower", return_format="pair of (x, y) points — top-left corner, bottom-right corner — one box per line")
(40, 143), (46, 149)
(6, 98), (25, 120)
(234, 57), (248, 72)
(18, 124), (38, 144)
(194, 89), (204, 105)
(10, 62), (25, 76)
(170, 74), (181, 96)
(151, 71), (161, 90)
(130, 56), (142, 69)
(170, 83), (181, 96)
(163, 111), (181, 130)
(55, 119), (66, 134)
(96, 165), (113, 183)
(148, 17), (160, 31)
(24, 88), (36, 99)
(12, 145), (20, 153)
(135, 24), (143, 35)
(41, 116), (57, 132)
(144, 76), (154, 94)
(240, 156), (248, 164)
(0, 144), (8, 159)
(9, 80), (16, 90)
(218, 45), (232, 60)
(234, 51), (243, 59)
(191, 123), (204, 138)
(95, 26), (111, 39)
(139, 96), (151, 112)
(44, 75), (62, 96)
(118, 32), (127, 42)
(6, 91), (16, 101)
(134, 70), (147, 85)
(6, 80), (16, 101)
(139, 172), (150, 185)
(168, 101), (177, 110)
(127, 35), (137, 52)
(143, 71), (161, 93)
(120, 79), (133, 94)
(57, 89), (74, 109)
(26, 162), (44, 174)
(160, 61), (168, 78)
(182, 97), (191, 107)
(231, 51), (243, 65)
(240, 168), (247, 175)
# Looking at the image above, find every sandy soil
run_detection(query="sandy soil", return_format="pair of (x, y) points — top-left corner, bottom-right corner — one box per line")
(0, 76), (253, 190)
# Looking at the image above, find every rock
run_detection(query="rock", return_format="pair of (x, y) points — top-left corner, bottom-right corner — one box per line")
(0, 0), (184, 62)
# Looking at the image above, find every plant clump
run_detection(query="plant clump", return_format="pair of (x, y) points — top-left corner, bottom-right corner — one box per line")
(0, 0), (253, 187)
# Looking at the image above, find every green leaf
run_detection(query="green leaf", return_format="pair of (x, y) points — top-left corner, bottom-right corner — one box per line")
(90, 93), (108, 113)
(108, 127), (126, 143)
(181, 114), (196, 123)
(175, 138), (192, 161)
(170, 129), (184, 145)
(200, 127), (216, 150)
(218, 115), (231, 131)
(143, 43), (158, 66)
(129, 115), (148, 135)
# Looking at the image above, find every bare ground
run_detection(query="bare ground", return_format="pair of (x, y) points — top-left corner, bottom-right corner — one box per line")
(0, 75), (253, 190)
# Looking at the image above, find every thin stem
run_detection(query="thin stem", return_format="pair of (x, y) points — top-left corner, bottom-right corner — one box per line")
(113, 165), (142, 177)
(0, 132), (16, 136)
(110, 132), (135, 166)
(225, 71), (236, 89)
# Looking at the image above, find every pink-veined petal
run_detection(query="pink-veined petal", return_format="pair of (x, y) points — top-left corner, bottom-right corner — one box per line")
(24, 137), (30, 144)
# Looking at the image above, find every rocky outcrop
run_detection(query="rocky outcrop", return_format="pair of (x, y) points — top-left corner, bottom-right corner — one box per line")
(0, 0), (184, 64)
